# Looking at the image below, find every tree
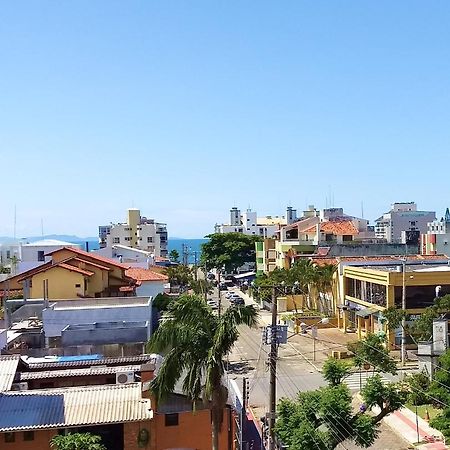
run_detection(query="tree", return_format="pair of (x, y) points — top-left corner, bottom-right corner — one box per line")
(348, 333), (397, 375)
(313, 264), (337, 314)
(275, 372), (407, 449)
(322, 358), (351, 387)
(384, 295), (450, 343)
(147, 294), (259, 450)
(50, 433), (106, 450)
(164, 265), (194, 289)
(428, 350), (450, 440)
(190, 279), (214, 297)
(169, 249), (180, 263)
(201, 233), (261, 273)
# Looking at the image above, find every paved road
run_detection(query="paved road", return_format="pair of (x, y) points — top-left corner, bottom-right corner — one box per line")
(217, 287), (413, 450)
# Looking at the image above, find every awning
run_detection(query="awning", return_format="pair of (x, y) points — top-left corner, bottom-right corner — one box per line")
(355, 307), (377, 318)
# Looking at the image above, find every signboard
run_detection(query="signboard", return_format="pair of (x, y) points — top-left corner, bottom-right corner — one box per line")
(433, 319), (448, 355)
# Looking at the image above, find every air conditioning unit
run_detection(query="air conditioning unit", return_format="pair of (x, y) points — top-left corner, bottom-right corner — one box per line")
(116, 371), (135, 384)
(11, 382), (29, 391)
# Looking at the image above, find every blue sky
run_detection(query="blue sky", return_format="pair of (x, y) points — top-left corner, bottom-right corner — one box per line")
(1, 1), (450, 238)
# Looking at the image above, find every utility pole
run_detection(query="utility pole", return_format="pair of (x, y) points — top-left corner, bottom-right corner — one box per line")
(401, 259), (407, 366)
(217, 270), (222, 317)
(268, 286), (277, 450)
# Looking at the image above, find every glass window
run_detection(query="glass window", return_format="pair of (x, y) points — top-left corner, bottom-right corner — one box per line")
(4, 433), (15, 443)
(23, 431), (34, 441)
(165, 413), (179, 426)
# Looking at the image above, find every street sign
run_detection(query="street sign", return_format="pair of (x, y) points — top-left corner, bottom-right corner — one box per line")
(262, 325), (288, 345)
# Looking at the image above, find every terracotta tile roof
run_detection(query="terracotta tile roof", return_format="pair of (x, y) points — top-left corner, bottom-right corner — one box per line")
(66, 257), (112, 271)
(125, 268), (169, 282)
(295, 254), (450, 266)
(45, 247), (130, 269)
(17, 263), (94, 281)
(57, 263), (95, 277)
(303, 221), (359, 236)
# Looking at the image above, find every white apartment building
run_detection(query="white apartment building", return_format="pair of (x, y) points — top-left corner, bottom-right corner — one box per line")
(99, 208), (168, 257)
(375, 202), (436, 243)
(214, 206), (297, 238)
(421, 208), (450, 255)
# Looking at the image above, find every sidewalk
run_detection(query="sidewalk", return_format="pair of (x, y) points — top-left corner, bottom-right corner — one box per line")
(373, 403), (447, 449)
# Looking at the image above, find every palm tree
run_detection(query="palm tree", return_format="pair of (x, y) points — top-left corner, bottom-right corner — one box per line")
(314, 264), (337, 315)
(147, 294), (259, 450)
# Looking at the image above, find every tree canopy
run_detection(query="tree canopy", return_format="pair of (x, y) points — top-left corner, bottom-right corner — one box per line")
(275, 365), (407, 449)
(50, 433), (106, 450)
(201, 233), (261, 272)
(347, 333), (397, 375)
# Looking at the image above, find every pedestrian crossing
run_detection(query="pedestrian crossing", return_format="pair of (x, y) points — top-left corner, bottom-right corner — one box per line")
(343, 371), (394, 391)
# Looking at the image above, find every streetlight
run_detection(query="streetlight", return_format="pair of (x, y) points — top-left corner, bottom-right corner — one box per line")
(300, 318), (329, 361)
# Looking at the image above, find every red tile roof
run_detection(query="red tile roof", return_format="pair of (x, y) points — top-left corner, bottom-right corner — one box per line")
(45, 247), (130, 269)
(125, 268), (169, 282)
(66, 257), (112, 271)
(17, 262), (94, 281)
(303, 221), (359, 236)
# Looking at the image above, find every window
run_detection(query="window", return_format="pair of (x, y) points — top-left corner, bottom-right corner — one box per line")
(147, 237), (153, 243)
(125, 237), (131, 241)
(4, 433), (15, 443)
(37, 250), (45, 262)
(113, 237), (120, 244)
(165, 413), (179, 426)
(75, 283), (81, 288)
(23, 431), (34, 441)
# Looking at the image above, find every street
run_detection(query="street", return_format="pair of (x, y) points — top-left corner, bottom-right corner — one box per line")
(216, 287), (413, 450)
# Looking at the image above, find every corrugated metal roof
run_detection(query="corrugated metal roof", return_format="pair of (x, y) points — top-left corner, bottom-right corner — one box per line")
(0, 383), (152, 431)
(0, 355), (20, 392)
(19, 365), (142, 380)
(23, 354), (155, 370)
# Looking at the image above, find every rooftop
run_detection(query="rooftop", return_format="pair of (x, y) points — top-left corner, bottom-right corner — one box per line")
(0, 355), (20, 392)
(47, 296), (151, 310)
(0, 383), (152, 432)
(22, 239), (81, 247)
(126, 267), (168, 282)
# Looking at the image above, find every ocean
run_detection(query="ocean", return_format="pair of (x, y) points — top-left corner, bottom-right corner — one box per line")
(78, 238), (208, 264)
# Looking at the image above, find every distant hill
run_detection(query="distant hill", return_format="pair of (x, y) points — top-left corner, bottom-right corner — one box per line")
(0, 235), (98, 244)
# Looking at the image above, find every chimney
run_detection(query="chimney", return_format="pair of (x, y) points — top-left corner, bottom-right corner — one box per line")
(85, 241), (89, 252)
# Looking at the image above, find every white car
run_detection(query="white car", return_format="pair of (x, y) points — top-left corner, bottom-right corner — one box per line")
(207, 299), (218, 309)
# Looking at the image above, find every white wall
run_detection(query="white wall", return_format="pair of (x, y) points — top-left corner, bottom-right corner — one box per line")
(135, 281), (166, 298)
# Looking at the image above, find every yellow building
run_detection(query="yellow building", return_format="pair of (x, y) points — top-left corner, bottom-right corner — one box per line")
(1, 247), (137, 300)
(336, 255), (450, 349)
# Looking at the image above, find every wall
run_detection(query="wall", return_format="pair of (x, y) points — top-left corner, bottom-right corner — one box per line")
(31, 267), (84, 299)
(0, 429), (57, 450)
(136, 282), (165, 298)
(43, 302), (152, 338)
(327, 243), (419, 257)
(154, 407), (232, 450)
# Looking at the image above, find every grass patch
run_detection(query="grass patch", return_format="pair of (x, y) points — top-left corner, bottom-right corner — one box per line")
(406, 403), (441, 421)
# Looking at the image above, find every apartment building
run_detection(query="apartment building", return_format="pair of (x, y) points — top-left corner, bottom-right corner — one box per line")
(99, 209), (168, 257)
(421, 208), (450, 256)
(214, 206), (297, 238)
(375, 202), (435, 243)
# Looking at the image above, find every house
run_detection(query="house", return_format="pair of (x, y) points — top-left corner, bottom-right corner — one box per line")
(18, 239), (82, 274)
(125, 268), (168, 298)
(0, 354), (235, 450)
(0, 247), (136, 300)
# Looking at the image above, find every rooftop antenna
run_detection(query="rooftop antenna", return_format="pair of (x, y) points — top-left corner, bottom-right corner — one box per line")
(41, 218), (44, 237)
(361, 201), (364, 219)
(13, 204), (16, 241)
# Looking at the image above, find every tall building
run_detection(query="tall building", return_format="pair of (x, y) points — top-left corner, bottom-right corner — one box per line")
(421, 208), (450, 255)
(99, 208), (168, 257)
(214, 206), (296, 238)
(375, 202), (436, 243)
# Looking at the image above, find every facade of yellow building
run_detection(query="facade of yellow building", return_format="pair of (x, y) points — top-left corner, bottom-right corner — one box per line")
(336, 257), (450, 349)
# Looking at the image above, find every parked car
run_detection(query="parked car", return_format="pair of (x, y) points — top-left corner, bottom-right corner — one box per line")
(232, 298), (245, 306)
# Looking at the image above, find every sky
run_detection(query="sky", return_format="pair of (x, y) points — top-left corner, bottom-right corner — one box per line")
(1, 1), (450, 238)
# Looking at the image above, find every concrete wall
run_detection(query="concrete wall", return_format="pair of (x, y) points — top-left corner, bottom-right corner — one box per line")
(43, 300), (152, 338)
(327, 243), (419, 257)
(136, 281), (165, 298)
(61, 321), (149, 346)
